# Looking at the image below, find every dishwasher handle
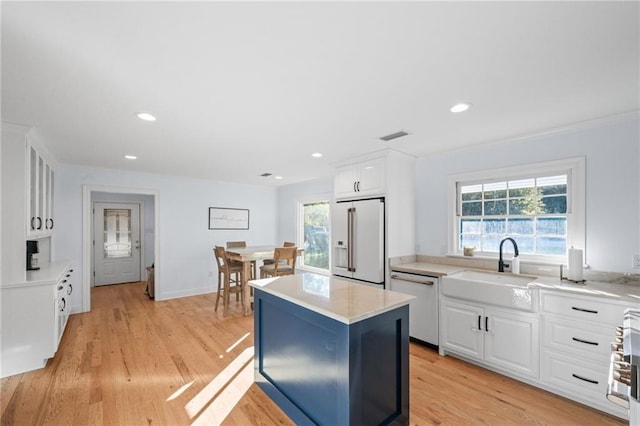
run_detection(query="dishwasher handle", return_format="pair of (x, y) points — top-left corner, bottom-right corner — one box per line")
(390, 274), (435, 285)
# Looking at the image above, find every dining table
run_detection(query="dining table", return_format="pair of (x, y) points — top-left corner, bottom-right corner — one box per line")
(225, 245), (303, 315)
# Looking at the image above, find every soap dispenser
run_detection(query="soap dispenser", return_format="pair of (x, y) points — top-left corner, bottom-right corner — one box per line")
(512, 255), (520, 275)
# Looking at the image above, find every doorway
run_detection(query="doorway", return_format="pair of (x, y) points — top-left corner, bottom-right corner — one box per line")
(82, 186), (158, 312)
(93, 202), (141, 285)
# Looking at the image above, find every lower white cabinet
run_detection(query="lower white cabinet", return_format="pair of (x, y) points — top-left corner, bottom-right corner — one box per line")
(1, 261), (73, 378)
(540, 291), (631, 419)
(440, 298), (539, 379)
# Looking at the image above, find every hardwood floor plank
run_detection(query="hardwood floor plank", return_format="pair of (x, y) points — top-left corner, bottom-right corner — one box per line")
(1, 281), (626, 425)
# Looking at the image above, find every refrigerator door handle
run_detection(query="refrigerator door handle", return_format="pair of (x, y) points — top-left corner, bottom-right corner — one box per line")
(348, 207), (355, 272)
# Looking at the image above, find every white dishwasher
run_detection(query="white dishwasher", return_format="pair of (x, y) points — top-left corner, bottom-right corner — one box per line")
(389, 271), (439, 347)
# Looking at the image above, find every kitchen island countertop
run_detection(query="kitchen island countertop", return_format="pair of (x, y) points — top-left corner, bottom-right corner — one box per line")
(249, 272), (414, 324)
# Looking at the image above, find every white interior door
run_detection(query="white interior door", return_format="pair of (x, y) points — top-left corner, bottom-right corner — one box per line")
(94, 202), (141, 286)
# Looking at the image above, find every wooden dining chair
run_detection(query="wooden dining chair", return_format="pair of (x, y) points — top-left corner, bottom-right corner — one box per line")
(213, 246), (244, 316)
(260, 246), (297, 278)
(262, 241), (296, 266)
(226, 241), (256, 279)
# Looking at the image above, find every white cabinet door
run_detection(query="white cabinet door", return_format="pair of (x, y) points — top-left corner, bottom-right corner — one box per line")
(484, 309), (539, 378)
(356, 157), (386, 196)
(26, 140), (54, 238)
(334, 157), (386, 199)
(334, 167), (359, 199)
(441, 299), (483, 359)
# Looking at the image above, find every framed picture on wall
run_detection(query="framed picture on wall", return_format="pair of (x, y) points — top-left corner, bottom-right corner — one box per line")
(208, 207), (250, 230)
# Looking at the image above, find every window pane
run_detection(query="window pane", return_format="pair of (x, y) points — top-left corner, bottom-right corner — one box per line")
(536, 237), (566, 255)
(514, 237), (535, 254)
(461, 191), (482, 201)
(537, 217), (566, 235)
(508, 218), (534, 235)
(104, 209), (131, 258)
(483, 219), (506, 234)
(484, 200), (506, 215)
(484, 189), (507, 200)
(460, 234), (481, 250)
(541, 196), (567, 214)
(461, 201), (482, 216)
(302, 201), (329, 270)
(482, 235), (502, 252)
(460, 219), (481, 234)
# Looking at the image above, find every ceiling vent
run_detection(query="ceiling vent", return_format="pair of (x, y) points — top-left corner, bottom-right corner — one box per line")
(379, 130), (409, 142)
(260, 172), (272, 177)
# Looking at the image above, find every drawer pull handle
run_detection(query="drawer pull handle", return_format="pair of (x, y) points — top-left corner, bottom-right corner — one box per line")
(572, 373), (598, 385)
(572, 337), (598, 346)
(571, 306), (598, 314)
(390, 274), (434, 285)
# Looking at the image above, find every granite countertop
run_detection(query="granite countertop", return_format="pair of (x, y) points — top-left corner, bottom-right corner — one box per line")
(249, 272), (414, 325)
(391, 261), (639, 305)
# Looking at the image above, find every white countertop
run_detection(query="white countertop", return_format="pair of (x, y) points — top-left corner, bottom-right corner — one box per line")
(390, 262), (466, 277)
(1, 260), (72, 288)
(391, 261), (639, 305)
(249, 273), (414, 325)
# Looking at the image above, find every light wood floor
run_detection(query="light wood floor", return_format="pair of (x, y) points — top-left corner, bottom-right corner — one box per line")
(1, 281), (626, 425)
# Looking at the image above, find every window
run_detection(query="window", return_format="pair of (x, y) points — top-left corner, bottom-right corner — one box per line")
(449, 157), (585, 262)
(297, 199), (330, 272)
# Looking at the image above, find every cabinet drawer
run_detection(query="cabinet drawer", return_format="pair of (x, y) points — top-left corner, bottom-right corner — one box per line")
(542, 316), (615, 360)
(540, 292), (626, 327)
(541, 350), (613, 411)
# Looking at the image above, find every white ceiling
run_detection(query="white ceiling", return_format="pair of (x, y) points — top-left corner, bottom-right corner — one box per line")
(2, 1), (638, 186)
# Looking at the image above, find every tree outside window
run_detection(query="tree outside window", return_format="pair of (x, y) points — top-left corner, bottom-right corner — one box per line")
(300, 200), (330, 271)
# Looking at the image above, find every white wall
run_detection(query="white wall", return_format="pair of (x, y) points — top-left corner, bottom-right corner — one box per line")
(55, 165), (277, 311)
(415, 113), (640, 273)
(276, 177), (334, 246)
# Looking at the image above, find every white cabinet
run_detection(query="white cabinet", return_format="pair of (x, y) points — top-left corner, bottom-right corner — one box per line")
(334, 156), (386, 199)
(440, 298), (539, 379)
(334, 150), (416, 263)
(27, 139), (55, 237)
(540, 291), (630, 419)
(1, 262), (73, 378)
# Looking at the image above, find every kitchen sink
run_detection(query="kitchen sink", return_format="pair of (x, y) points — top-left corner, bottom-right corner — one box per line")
(441, 270), (539, 311)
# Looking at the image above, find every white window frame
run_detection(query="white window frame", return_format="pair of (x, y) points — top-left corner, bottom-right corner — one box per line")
(296, 196), (331, 274)
(447, 157), (585, 264)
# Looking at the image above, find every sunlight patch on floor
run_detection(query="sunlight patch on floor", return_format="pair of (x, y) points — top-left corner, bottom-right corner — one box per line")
(226, 332), (251, 353)
(185, 346), (255, 423)
(167, 380), (195, 402)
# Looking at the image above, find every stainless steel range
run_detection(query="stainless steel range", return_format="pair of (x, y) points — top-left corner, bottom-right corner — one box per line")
(607, 308), (639, 425)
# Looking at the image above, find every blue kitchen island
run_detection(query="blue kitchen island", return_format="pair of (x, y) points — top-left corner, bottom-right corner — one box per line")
(250, 273), (414, 426)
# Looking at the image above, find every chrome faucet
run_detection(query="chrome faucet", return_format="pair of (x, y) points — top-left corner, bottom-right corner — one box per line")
(498, 237), (519, 272)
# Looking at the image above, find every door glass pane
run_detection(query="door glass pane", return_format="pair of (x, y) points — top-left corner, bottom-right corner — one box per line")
(104, 209), (132, 258)
(302, 201), (329, 270)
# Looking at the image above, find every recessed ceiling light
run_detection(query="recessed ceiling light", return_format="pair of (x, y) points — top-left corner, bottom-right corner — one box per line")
(312, 152), (323, 158)
(450, 103), (471, 113)
(124, 155), (137, 160)
(136, 112), (156, 121)
(274, 176), (283, 180)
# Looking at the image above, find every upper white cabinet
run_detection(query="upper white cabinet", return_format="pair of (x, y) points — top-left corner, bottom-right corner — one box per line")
(27, 139), (55, 237)
(333, 150), (416, 260)
(1, 123), (56, 284)
(334, 157), (386, 199)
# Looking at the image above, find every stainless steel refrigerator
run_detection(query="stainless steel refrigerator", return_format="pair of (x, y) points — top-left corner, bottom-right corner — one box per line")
(331, 197), (385, 287)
